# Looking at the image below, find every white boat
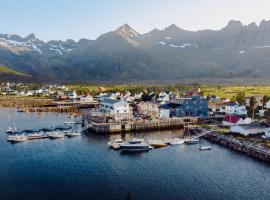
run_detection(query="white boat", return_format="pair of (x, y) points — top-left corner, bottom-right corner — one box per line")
(47, 131), (64, 139)
(66, 131), (81, 137)
(27, 132), (47, 140)
(147, 140), (167, 148)
(185, 138), (200, 144)
(108, 139), (123, 149)
(7, 134), (28, 142)
(199, 146), (212, 151)
(169, 138), (185, 145)
(120, 139), (152, 152)
(128, 138), (145, 144)
(6, 126), (19, 134)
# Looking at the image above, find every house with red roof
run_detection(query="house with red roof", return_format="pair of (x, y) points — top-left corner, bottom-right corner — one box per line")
(222, 115), (251, 126)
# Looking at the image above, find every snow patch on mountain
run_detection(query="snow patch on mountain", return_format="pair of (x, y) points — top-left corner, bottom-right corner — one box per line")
(239, 50), (245, 55)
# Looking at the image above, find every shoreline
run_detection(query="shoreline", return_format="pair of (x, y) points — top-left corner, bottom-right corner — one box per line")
(204, 132), (270, 163)
(0, 96), (81, 115)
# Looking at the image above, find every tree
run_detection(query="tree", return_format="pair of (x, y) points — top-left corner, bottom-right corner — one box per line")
(235, 91), (245, 105)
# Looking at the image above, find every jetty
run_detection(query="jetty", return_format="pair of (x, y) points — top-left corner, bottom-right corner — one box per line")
(204, 131), (270, 163)
(82, 113), (198, 133)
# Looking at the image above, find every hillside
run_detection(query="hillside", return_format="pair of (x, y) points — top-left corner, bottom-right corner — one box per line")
(1, 20), (270, 83)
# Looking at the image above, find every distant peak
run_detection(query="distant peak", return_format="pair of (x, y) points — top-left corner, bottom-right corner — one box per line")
(164, 24), (184, 32)
(25, 33), (36, 41)
(115, 23), (139, 38)
(225, 20), (243, 29)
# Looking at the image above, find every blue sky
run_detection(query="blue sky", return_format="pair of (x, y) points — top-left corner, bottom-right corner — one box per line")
(1, 0), (270, 41)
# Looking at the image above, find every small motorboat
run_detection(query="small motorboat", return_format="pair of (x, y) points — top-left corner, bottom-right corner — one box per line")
(66, 131), (81, 137)
(185, 138), (200, 144)
(27, 132), (47, 140)
(7, 134), (28, 143)
(199, 146), (212, 151)
(169, 138), (185, 145)
(120, 139), (152, 152)
(147, 140), (167, 148)
(108, 139), (123, 149)
(47, 131), (65, 139)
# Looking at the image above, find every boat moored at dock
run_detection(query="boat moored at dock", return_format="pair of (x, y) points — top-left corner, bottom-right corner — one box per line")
(7, 134), (28, 143)
(147, 140), (167, 148)
(185, 138), (200, 144)
(65, 131), (81, 137)
(108, 139), (123, 149)
(27, 132), (48, 140)
(47, 131), (65, 139)
(120, 139), (152, 152)
(169, 138), (186, 145)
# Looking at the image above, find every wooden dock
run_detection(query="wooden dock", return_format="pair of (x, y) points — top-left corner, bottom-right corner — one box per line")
(83, 116), (198, 133)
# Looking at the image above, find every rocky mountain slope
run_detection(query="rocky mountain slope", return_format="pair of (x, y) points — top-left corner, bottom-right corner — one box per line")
(1, 20), (270, 82)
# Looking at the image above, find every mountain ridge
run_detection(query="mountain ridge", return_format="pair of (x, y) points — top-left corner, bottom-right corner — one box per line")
(1, 20), (270, 82)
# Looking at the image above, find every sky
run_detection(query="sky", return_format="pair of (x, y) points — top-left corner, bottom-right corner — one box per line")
(1, 0), (270, 41)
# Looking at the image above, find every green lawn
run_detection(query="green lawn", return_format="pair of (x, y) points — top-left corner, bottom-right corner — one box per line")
(0, 65), (29, 77)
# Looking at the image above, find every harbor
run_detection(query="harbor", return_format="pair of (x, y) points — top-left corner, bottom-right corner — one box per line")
(0, 108), (269, 200)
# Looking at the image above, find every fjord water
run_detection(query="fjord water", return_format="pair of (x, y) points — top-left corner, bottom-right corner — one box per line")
(0, 108), (269, 200)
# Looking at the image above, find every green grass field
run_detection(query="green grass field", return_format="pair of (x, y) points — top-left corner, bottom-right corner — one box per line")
(201, 85), (270, 99)
(0, 65), (29, 77)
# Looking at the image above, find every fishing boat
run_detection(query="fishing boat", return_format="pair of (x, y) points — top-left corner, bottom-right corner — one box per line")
(7, 135), (28, 143)
(185, 138), (200, 144)
(107, 139), (123, 149)
(147, 140), (167, 148)
(47, 131), (65, 139)
(199, 146), (212, 151)
(169, 138), (186, 145)
(120, 139), (152, 152)
(66, 131), (81, 137)
(27, 132), (47, 140)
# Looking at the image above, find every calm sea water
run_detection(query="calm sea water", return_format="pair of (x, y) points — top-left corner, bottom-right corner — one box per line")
(0, 108), (269, 200)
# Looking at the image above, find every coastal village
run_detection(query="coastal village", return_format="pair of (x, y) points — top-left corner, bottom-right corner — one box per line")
(1, 82), (270, 162)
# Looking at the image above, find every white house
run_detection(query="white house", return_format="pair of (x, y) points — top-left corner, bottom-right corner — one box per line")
(222, 115), (251, 126)
(157, 92), (170, 104)
(225, 102), (247, 115)
(80, 95), (94, 102)
(67, 91), (77, 100)
(100, 99), (130, 116)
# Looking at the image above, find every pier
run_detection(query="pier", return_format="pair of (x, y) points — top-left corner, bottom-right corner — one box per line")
(83, 115), (198, 133)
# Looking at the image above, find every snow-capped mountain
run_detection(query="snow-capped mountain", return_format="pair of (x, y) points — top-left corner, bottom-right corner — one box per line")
(0, 33), (76, 56)
(2, 20), (270, 82)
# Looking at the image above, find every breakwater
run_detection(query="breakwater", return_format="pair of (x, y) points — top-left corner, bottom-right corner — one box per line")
(204, 132), (270, 163)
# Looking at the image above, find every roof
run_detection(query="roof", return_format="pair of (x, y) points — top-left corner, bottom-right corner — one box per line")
(223, 115), (241, 123)
(159, 104), (170, 109)
(226, 101), (237, 106)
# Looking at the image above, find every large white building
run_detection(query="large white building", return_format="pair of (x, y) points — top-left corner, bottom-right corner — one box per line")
(100, 99), (131, 116)
(224, 102), (247, 115)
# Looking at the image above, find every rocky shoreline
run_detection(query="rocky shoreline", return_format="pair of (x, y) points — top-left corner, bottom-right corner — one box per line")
(204, 132), (270, 163)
